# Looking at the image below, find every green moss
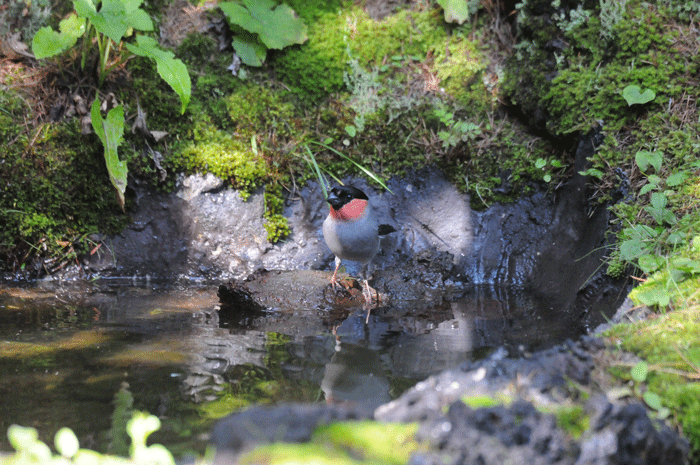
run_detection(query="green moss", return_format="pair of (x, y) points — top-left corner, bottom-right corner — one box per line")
(171, 120), (267, 200)
(313, 421), (422, 465)
(274, 6), (450, 103)
(543, 405), (590, 440)
(604, 305), (700, 456)
(263, 184), (290, 243)
(0, 89), (128, 270)
(460, 394), (510, 409)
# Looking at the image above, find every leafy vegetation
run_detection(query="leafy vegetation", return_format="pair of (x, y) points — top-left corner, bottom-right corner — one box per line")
(3, 412), (176, 465)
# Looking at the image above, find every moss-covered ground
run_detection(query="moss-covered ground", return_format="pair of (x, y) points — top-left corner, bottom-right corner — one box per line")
(1, 0), (700, 462)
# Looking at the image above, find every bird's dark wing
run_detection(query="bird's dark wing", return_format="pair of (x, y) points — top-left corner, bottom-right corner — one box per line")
(378, 224), (397, 236)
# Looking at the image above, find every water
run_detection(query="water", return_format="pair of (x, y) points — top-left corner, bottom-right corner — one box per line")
(0, 282), (598, 456)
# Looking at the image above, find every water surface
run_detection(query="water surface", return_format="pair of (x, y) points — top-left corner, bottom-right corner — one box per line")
(0, 282), (598, 455)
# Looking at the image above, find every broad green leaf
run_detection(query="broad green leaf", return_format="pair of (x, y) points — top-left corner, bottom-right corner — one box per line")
(666, 171), (687, 187)
(635, 150), (662, 173)
(437, 0), (471, 24)
(32, 14), (86, 59)
(55, 427), (80, 458)
(623, 85), (655, 106)
(85, 0), (130, 42)
(91, 98), (127, 210)
(8, 425), (39, 452)
(619, 238), (646, 261)
(639, 183), (656, 196)
(535, 158), (547, 169)
(127, 412), (161, 450)
(345, 125), (357, 137)
(219, 0), (267, 35)
(124, 36), (191, 113)
(642, 391), (663, 410)
(259, 2), (308, 49)
(650, 191), (667, 210)
(232, 33), (267, 66)
(631, 361), (648, 382)
(220, 0), (307, 50)
(633, 284), (670, 307)
(638, 254), (663, 274)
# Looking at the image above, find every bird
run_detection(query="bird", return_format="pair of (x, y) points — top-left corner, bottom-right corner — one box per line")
(322, 185), (396, 306)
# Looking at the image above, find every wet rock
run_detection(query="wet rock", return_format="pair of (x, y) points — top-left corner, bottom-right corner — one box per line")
(210, 403), (373, 463)
(209, 335), (689, 465)
(411, 399), (577, 465)
(576, 401), (689, 465)
(375, 336), (605, 423)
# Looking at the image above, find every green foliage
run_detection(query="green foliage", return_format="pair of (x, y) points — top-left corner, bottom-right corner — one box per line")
(434, 106), (481, 149)
(263, 184), (290, 243)
(599, 0), (628, 40)
(3, 412), (174, 464)
(0, 89), (127, 271)
(172, 121), (267, 200)
(31, 0), (190, 110)
(437, 0), (481, 24)
(124, 36), (191, 114)
(90, 98), (127, 210)
(219, 0), (308, 67)
(622, 85), (656, 106)
(0, 0), (52, 41)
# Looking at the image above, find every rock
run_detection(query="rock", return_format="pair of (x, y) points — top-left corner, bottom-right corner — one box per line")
(210, 403), (373, 463)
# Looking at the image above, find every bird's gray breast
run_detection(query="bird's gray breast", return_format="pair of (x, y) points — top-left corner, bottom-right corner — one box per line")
(323, 211), (379, 264)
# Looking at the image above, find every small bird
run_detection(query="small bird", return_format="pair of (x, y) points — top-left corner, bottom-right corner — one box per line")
(322, 185), (396, 306)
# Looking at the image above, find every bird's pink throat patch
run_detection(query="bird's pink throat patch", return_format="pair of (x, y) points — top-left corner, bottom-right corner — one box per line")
(329, 198), (367, 220)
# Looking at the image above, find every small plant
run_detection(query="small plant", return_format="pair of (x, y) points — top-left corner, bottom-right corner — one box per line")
(32, 0), (191, 112)
(4, 411), (175, 464)
(535, 157), (565, 183)
(434, 107), (481, 149)
(437, 0), (481, 24)
(219, 0), (308, 67)
(630, 361), (671, 419)
(599, 0), (628, 40)
(622, 85), (656, 106)
(91, 97), (127, 210)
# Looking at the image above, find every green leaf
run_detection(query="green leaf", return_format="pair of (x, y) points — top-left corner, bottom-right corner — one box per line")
(635, 150), (662, 173)
(631, 361), (648, 382)
(650, 191), (667, 210)
(642, 391), (663, 410)
(666, 171), (687, 187)
(543, 174), (552, 182)
(127, 411), (161, 451)
(578, 167), (604, 179)
(623, 85), (656, 106)
(437, 0), (471, 24)
(55, 427), (80, 458)
(220, 0), (307, 50)
(8, 425), (39, 452)
(345, 125), (357, 137)
(124, 36), (191, 113)
(619, 238), (646, 261)
(232, 32), (267, 66)
(32, 14), (86, 59)
(638, 254), (663, 274)
(535, 158), (547, 169)
(91, 98), (127, 210)
(634, 285), (671, 307)
(259, 2), (308, 49)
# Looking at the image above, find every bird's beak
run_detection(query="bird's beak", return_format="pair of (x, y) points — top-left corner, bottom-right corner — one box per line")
(326, 192), (343, 209)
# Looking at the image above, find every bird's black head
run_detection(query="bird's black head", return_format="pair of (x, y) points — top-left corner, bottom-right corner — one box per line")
(326, 185), (368, 209)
